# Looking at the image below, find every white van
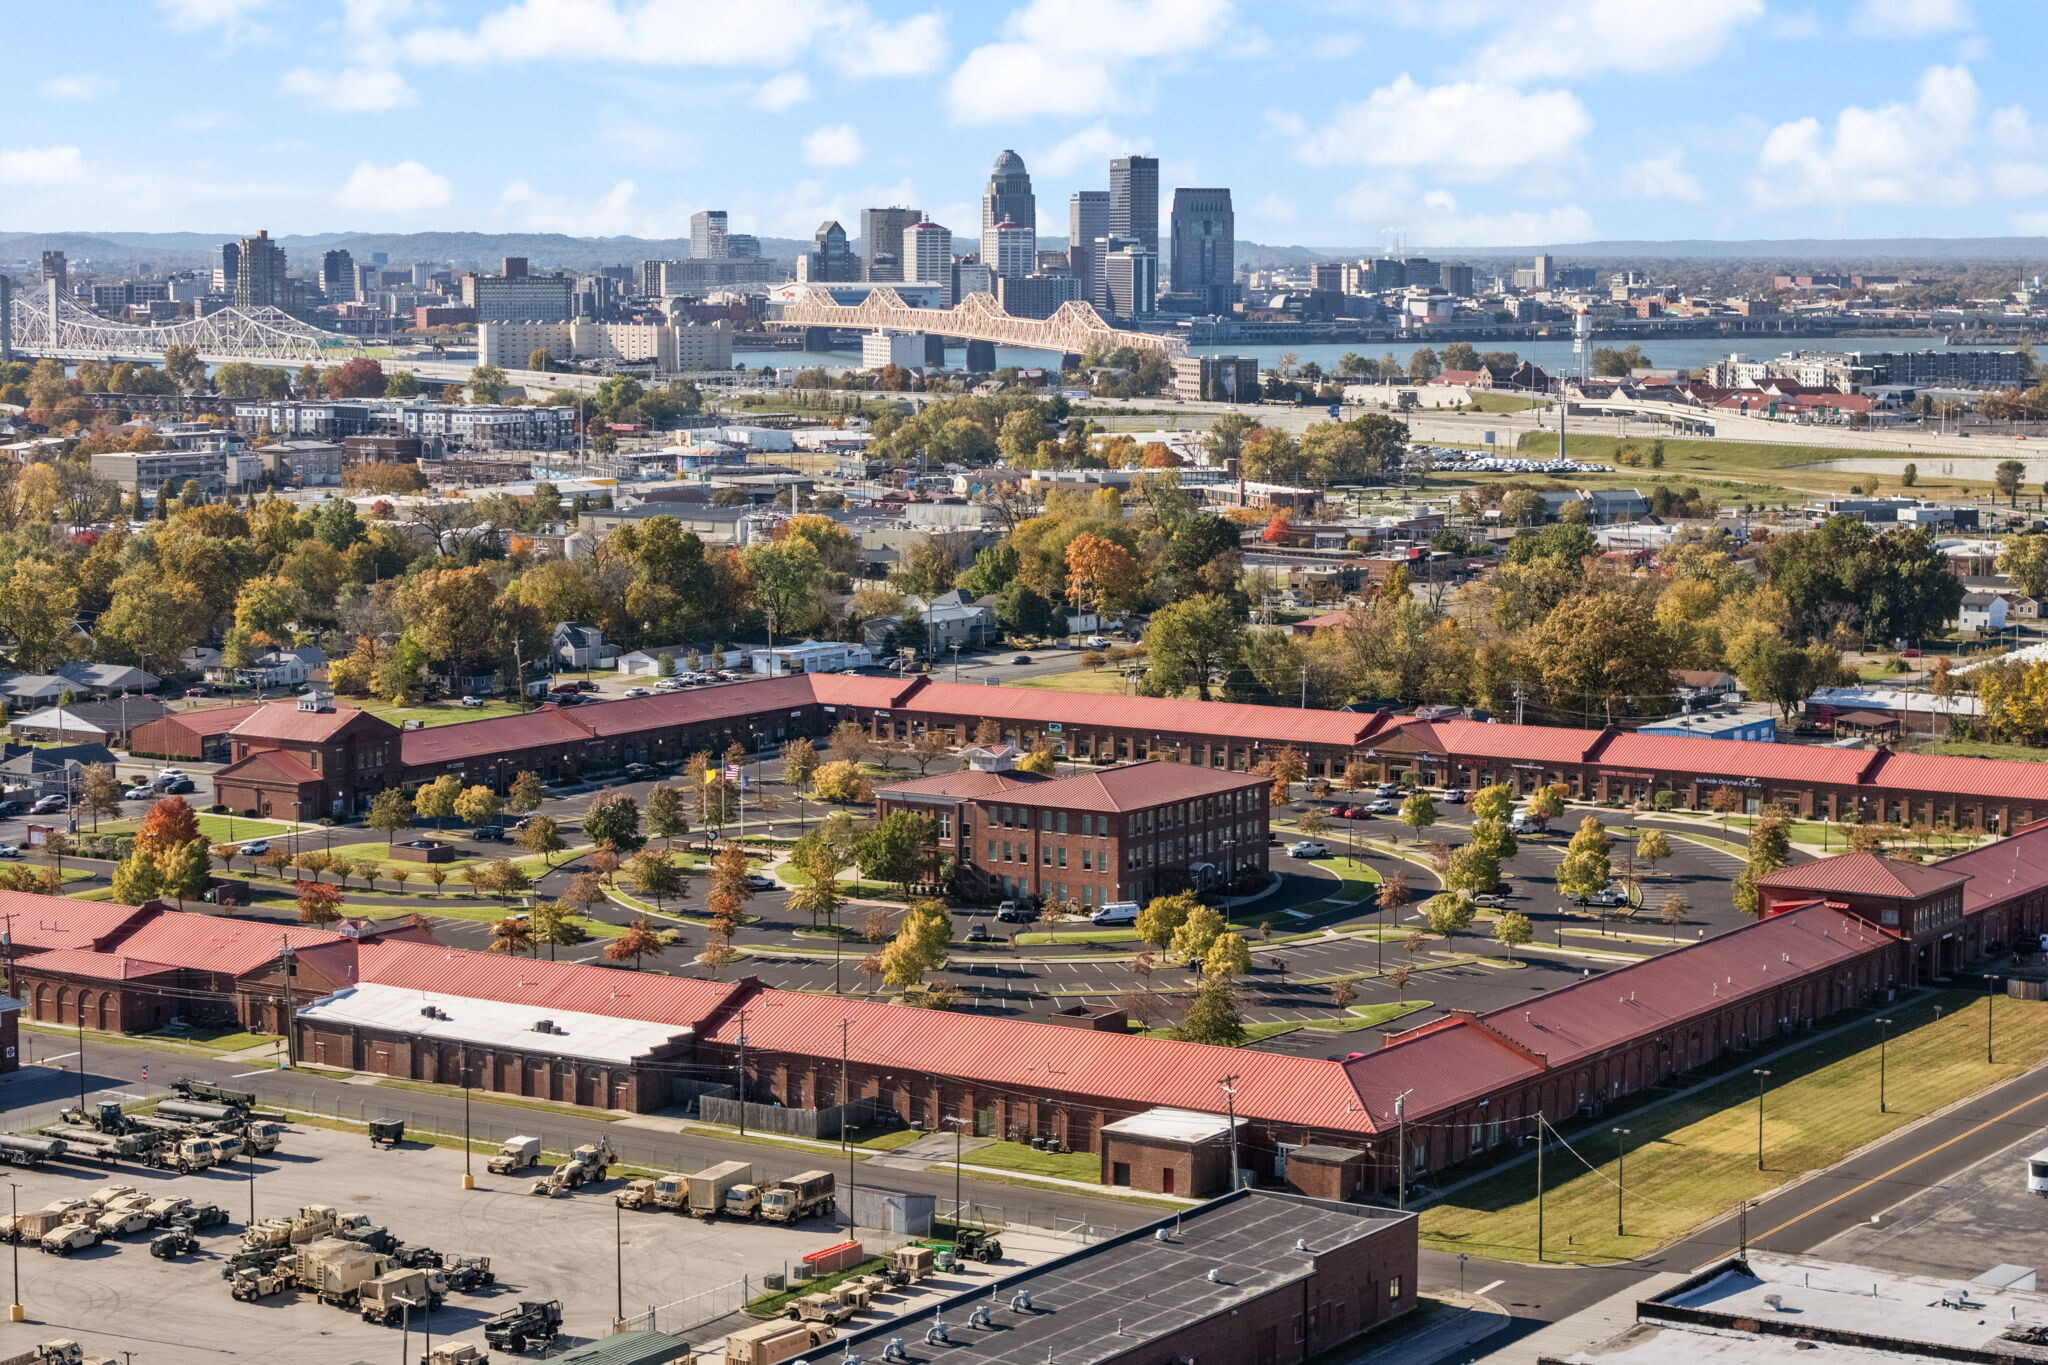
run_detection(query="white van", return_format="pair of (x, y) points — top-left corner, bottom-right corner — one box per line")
(2028, 1146), (2048, 1195)
(1091, 901), (1141, 926)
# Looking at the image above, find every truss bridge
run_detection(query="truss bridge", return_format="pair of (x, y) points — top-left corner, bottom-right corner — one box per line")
(5, 281), (369, 364)
(772, 286), (1183, 358)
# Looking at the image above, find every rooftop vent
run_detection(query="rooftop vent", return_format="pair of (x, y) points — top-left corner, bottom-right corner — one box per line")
(1206, 1268), (1225, 1284)
(1295, 1238), (1310, 1252)
(883, 1339), (909, 1361)
(1155, 1228), (1174, 1243)
(532, 1019), (556, 1034)
(1009, 1290), (1033, 1312)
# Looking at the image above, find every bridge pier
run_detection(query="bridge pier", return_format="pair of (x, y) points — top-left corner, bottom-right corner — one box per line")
(0, 275), (10, 364)
(802, 327), (835, 352)
(963, 339), (996, 373)
(1059, 353), (1083, 374)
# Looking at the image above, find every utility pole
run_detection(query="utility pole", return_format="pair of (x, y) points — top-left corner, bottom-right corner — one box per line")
(1393, 1089), (1413, 1210)
(1612, 1127), (1630, 1237)
(1220, 1076), (1241, 1191)
(461, 1048), (475, 1190)
(1535, 1112), (1546, 1263)
(614, 1197), (625, 1325)
(277, 932), (297, 1067)
(1877, 1017), (1895, 1112)
(1512, 680), (1527, 727)
(840, 1019), (856, 1235)
(8, 1181), (21, 1322)
(735, 1008), (749, 1136)
(943, 1113), (968, 1231)
(1753, 1069), (1771, 1170)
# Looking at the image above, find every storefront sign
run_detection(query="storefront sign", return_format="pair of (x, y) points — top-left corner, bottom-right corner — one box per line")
(1696, 775), (1761, 788)
(1599, 770), (1658, 781)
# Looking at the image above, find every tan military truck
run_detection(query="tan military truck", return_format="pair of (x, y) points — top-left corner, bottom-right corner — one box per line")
(722, 1319), (835, 1365)
(529, 1138), (613, 1197)
(359, 1265), (446, 1324)
(421, 1345), (487, 1365)
(686, 1160), (752, 1219)
(39, 1222), (103, 1256)
(615, 1172), (688, 1211)
(785, 1292), (857, 1326)
(242, 1203), (339, 1249)
(0, 1341), (117, 1365)
(295, 1236), (391, 1308)
(759, 1171), (836, 1224)
(485, 1135), (540, 1175)
(0, 1199), (90, 1244)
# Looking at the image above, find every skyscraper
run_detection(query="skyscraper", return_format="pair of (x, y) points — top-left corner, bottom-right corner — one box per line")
(803, 221), (860, 283)
(1109, 155), (1160, 256)
(322, 248), (356, 302)
(213, 241), (240, 293)
(861, 206), (922, 283)
(904, 221), (954, 304)
(1091, 235), (1134, 311)
(990, 219), (1034, 281)
(1103, 245), (1157, 317)
(234, 230), (287, 310)
(1168, 188), (1235, 311)
(690, 210), (730, 260)
(1068, 190), (1109, 299)
(981, 150), (1036, 265)
(39, 252), (67, 289)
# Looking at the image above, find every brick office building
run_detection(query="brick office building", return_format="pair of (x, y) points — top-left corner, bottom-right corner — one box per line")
(875, 749), (1270, 906)
(211, 694), (404, 820)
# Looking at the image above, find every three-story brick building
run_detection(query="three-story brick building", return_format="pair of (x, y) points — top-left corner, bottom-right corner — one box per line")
(875, 748), (1270, 907)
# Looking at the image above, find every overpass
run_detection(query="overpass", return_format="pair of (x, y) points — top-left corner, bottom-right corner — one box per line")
(772, 285), (1184, 358)
(4, 278), (371, 365)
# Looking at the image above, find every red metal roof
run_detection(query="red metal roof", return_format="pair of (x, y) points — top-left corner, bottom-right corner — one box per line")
(146, 704), (263, 737)
(1754, 852), (1967, 900)
(1342, 1020), (1542, 1127)
(0, 894), (154, 952)
(400, 706), (592, 766)
(1869, 751), (2048, 804)
(15, 948), (179, 981)
(214, 747), (322, 786)
(1937, 823), (2048, 913)
(351, 940), (749, 1030)
(109, 911), (349, 977)
(1597, 731), (1881, 787)
(903, 680), (1382, 749)
(997, 761), (1266, 812)
(699, 988), (1373, 1133)
(1411, 719), (1598, 764)
(874, 770), (1049, 800)
(229, 701), (385, 744)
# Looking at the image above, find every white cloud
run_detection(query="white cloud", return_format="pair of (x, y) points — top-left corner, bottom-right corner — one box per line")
(1297, 76), (1592, 180)
(1033, 125), (1150, 178)
(1749, 64), (1984, 207)
(1469, 0), (1763, 80)
(803, 123), (863, 167)
(280, 65), (418, 113)
(1338, 180), (1594, 246)
(158, 0), (268, 25)
(40, 74), (115, 101)
(0, 145), (88, 186)
(340, 0), (417, 41)
(337, 159), (453, 215)
(946, 0), (1233, 123)
(1251, 192), (1296, 224)
(828, 9), (947, 77)
(1993, 163), (2048, 198)
(499, 178), (652, 236)
(1622, 152), (1705, 202)
(751, 71), (812, 112)
(1852, 0), (1972, 35)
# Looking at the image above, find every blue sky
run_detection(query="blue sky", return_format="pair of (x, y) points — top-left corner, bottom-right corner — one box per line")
(5, 0), (2047, 247)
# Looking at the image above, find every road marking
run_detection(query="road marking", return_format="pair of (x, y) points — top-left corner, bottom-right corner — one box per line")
(233, 1069), (273, 1079)
(1688, 1082), (2048, 1272)
(42, 1050), (78, 1063)
(1473, 1278), (1504, 1296)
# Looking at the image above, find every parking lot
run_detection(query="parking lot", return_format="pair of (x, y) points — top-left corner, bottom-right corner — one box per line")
(1, 1122), (947, 1363)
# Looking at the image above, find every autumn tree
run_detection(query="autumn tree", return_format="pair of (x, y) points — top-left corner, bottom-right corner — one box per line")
(1177, 978), (1245, 1046)
(625, 849), (684, 910)
(645, 785), (689, 850)
(1734, 813), (1792, 916)
(488, 913), (536, 956)
(879, 899), (952, 992)
(295, 879), (344, 927)
(155, 837), (212, 909)
(1258, 746), (1307, 807)
(135, 795), (201, 857)
(584, 792), (645, 851)
(1493, 911), (1533, 962)
(414, 774), (460, 829)
(1136, 890), (1200, 949)
(517, 813), (567, 869)
(1142, 594), (1243, 701)
(77, 764), (123, 830)
(507, 770), (545, 814)
(367, 788), (414, 845)
(603, 919), (669, 970)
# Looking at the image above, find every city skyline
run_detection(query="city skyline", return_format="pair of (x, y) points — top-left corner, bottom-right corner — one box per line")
(4, 1), (2047, 248)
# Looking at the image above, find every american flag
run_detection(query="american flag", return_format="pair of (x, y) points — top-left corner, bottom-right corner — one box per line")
(722, 764), (743, 782)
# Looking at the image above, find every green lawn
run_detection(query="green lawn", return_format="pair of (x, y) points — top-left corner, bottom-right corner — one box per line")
(1420, 991), (2048, 1264)
(421, 903), (626, 940)
(854, 1128), (926, 1152)
(1509, 431), (1998, 503)
(97, 814), (309, 844)
(1918, 739), (2048, 764)
(1005, 669), (1147, 696)
(1465, 393), (1543, 413)
(356, 698), (529, 727)
(138, 1025), (278, 1052)
(955, 1140), (1099, 1182)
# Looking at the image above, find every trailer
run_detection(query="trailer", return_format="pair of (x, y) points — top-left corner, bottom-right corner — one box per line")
(0, 1133), (66, 1167)
(169, 1078), (258, 1109)
(0, 1341), (116, 1365)
(758, 1171), (835, 1224)
(686, 1160), (752, 1219)
(358, 1266), (446, 1324)
(157, 1099), (243, 1125)
(722, 1319), (835, 1365)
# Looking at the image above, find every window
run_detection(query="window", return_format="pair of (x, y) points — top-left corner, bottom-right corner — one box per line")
(1042, 810), (1054, 832)
(1081, 849), (1093, 871)
(1058, 812), (1070, 834)
(1389, 1276), (1402, 1301)
(1041, 846), (1052, 866)
(986, 840), (996, 862)
(1002, 841), (1013, 862)
(1058, 848), (1067, 868)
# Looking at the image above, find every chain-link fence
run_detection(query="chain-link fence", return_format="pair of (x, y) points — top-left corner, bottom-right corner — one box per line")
(615, 1275), (752, 1339)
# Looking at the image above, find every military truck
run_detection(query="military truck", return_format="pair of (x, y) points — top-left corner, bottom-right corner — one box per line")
(486, 1135), (541, 1175)
(358, 1266), (447, 1324)
(686, 1160), (753, 1219)
(40, 1222), (103, 1256)
(529, 1138), (612, 1197)
(0, 1133), (67, 1167)
(421, 1346), (488, 1365)
(785, 1291), (858, 1326)
(296, 1236), (391, 1308)
(441, 1256), (494, 1292)
(722, 1319), (835, 1365)
(242, 1204), (339, 1250)
(149, 1228), (197, 1259)
(0, 1341), (117, 1365)
(883, 1244), (935, 1286)
(483, 1299), (562, 1354)
(156, 1134), (231, 1173)
(615, 1172), (687, 1212)
(227, 1255), (298, 1302)
(1, 1199), (89, 1244)
(758, 1171), (835, 1224)
(953, 1227), (1003, 1262)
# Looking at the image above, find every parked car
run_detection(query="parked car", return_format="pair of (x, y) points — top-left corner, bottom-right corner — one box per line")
(1374, 784), (1400, 798)
(654, 678), (684, 692)
(1509, 816), (1542, 835)
(1286, 841), (1331, 858)
(623, 762), (656, 779)
(547, 685), (580, 697)
(30, 795), (67, 814)
(1367, 799), (1398, 815)
(623, 686), (651, 698)
(1084, 635), (1112, 648)
(0, 844), (20, 859)
(1089, 900), (1141, 926)
(0, 801), (22, 816)
(995, 899), (1036, 923)
(1574, 887), (1632, 908)
(552, 693), (586, 706)
(740, 872), (777, 892)
(183, 685), (212, 698)
(472, 826), (508, 843)
(123, 786), (155, 801)
(1330, 804), (1362, 819)
(240, 841), (270, 858)
(1011, 655), (1032, 665)
(1441, 788), (1469, 803)
(161, 779), (196, 795)
(965, 920), (992, 942)
(460, 695), (486, 708)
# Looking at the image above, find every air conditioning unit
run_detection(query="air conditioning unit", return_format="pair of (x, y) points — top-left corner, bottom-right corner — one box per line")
(532, 1019), (554, 1033)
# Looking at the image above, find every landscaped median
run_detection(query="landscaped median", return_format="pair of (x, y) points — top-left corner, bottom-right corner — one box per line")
(1419, 989), (2048, 1265)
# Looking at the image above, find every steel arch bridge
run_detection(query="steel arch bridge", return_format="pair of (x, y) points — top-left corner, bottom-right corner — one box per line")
(6, 289), (369, 364)
(773, 286), (1185, 357)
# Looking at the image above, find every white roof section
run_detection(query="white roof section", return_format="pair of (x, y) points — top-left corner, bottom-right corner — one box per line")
(298, 981), (688, 1064)
(1099, 1106), (1243, 1145)
(1806, 685), (1982, 718)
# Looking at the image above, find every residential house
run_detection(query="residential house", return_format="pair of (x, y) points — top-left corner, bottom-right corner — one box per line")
(1959, 591), (2011, 633)
(0, 743), (119, 802)
(1671, 670), (1741, 704)
(205, 646), (328, 690)
(899, 590), (997, 653)
(552, 622), (618, 671)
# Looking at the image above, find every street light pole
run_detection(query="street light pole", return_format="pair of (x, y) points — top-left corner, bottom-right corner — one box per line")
(1220, 1076), (1241, 1192)
(8, 1181), (22, 1322)
(1877, 1017), (1895, 1112)
(76, 1013), (85, 1112)
(462, 1053), (475, 1190)
(1393, 1089), (1413, 1211)
(1753, 1069), (1771, 1170)
(614, 1196), (625, 1326)
(943, 1114), (967, 1233)
(1988, 975), (1999, 1065)
(1612, 1127), (1630, 1237)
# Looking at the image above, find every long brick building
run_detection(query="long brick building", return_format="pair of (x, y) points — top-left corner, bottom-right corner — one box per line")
(194, 673), (2048, 835)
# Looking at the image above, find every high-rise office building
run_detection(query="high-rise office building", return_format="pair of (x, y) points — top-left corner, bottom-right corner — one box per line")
(1103, 244), (1157, 317)
(990, 219), (1034, 281)
(904, 221), (955, 304)
(1168, 187), (1235, 311)
(501, 256), (529, 278)
(691, 210), (730, 260)
(1109, 155), (1160, 256)
(861, 206), (922, 283)
(980, 149), (1036, 264)
(39, 252), (67, 289)
(998, 273), (1083, 320)
(462, 268), (573, 323)
(953, 260), (996, 302)
(1440, 264), (1476, 297)
(802, 221), (860, 283)
(321, 249), (356, 302)
(725, 234), (760, 260)
(234, 230), (287, 310)
(213, 242), (240, 293)
(636, 260), (675, 297)
(1068, 190), (1109, 295)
